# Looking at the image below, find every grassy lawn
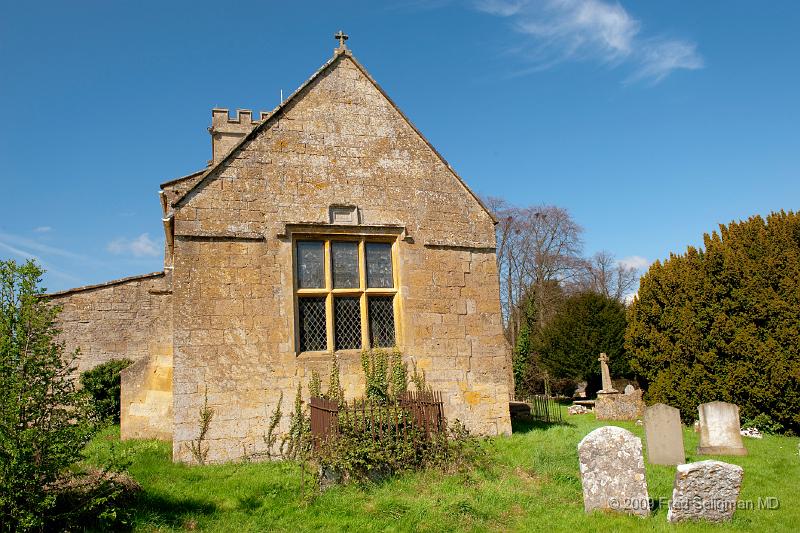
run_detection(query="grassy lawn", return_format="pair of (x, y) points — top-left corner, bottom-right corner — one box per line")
(84, 411), (800, 532)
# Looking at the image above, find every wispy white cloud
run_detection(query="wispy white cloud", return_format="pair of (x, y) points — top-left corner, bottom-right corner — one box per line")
(107, 233), (160, 258)
(618, 255), (650, 270)
(0, 231), (90, 262)
(473, 0), (703, 83)
(0, 241), (37, 260)
(0, 241), (85, 285)
(33, 226), (52, 233)
(628, 38), (703, 84)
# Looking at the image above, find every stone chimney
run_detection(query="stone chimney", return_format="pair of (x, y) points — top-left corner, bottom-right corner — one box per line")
(209, 108), (269, 164)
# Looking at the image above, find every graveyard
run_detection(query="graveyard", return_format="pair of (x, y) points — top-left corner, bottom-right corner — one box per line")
(82, 408), (799, 531)
(3, 4), (800, 531)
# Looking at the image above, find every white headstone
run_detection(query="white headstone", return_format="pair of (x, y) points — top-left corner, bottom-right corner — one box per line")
(578, 426), (650, 517)
(667, 460), (744, 523)
(624, 384), (635, 395)
(697, 402), (747, 456)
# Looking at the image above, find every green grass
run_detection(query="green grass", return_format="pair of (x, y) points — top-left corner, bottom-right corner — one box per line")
(84, 412), (800, 532)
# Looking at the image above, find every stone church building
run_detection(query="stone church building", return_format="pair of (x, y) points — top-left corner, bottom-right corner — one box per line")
(49, 36), (512, 463)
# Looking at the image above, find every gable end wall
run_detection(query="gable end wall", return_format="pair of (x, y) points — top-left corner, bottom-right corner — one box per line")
(171, 55), (511, 463)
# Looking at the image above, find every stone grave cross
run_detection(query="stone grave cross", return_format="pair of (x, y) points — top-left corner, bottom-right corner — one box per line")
(598, 352), (617, 393)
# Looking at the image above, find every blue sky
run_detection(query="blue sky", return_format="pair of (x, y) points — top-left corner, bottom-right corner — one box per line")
(1, 0), (798, 292)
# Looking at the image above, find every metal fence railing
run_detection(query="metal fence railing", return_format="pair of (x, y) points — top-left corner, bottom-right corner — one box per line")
(525, 394), (564, 424)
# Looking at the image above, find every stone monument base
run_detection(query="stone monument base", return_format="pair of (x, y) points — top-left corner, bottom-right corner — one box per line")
(696, 445), (748, 456)
(595, 390), (645, 421)
(696, 401), (748, 456)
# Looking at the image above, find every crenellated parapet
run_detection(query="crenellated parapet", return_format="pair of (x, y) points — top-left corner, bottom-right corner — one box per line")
(209, 108), (270, 164)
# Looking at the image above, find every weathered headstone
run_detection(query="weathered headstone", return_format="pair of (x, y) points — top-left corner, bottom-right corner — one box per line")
(578, 426), (650, 517)
(644, 403), (685, 465)
(667, 460), (744, 523)
(624, 384), (635, 395)
(697, 402), (747, 456)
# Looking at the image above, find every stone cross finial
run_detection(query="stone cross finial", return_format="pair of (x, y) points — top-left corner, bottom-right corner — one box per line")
(335, 30), (349, 49)
(598, 352), (617, 393)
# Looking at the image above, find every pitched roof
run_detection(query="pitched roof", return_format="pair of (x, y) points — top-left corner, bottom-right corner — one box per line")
(160, 168), (207, 189)
(169, 49), (497, 224)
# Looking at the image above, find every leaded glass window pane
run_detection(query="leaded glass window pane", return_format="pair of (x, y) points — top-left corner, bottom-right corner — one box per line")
(366, 242), (393, 288)
(296, 241), (324, 288)
(331, 241), (359, 289)
(298, 297), (327, 351)
(334, 297), (362, 350)
(368, 296), (395, 348)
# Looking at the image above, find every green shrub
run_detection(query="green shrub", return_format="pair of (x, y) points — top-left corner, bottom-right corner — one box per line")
(48, 459), (139, 530)
(282, 383), (311, 461)
(626, 211), (800, 433)
(361, 348), (390, 403)
(316, 412), (485, 484)
(0, 260), (98, 530)
(80, 358), (133, 423)
(184, 386), (214, 465)
(308, 370), (322, 399)
(359, 348), (411, 402)
(389, 348), (408, 398)
(742, 413), (785, 435)
(295, 348), (484, 486)
(326, 355), (343, 405)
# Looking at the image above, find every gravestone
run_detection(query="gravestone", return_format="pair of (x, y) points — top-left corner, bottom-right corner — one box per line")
(697, 402), (747, 456)
(578, 426), (650, 517)
(624, 384), (635, 395)
(667, 460), (744, 523)
(643, 403), (685, 465)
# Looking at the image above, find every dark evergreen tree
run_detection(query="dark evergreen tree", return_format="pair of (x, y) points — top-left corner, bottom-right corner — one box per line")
(626, 212), (800, 433)
(537, 291), (629, 396)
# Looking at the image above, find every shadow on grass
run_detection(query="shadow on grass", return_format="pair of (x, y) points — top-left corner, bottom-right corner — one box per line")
(131, 490), (217, 528)
(511, 418), (575, 434)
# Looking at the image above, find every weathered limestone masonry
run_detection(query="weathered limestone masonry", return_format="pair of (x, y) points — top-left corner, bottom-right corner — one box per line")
(48, 39), (513, 463)
(170, 46), (511, 463)
(49, 273), (172, 375)
(48, 273), (174, 439)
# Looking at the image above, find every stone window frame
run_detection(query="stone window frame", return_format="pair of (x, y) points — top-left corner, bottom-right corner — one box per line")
(292, 233), (400, 355)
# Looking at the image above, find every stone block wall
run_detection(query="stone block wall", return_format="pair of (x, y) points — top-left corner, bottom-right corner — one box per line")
(49, 272), (172, 374)
(169, 52), (512, 463)
(595, 390), (645, 421)
(120, 352), (173, 440)
(49, 272), (173, 439)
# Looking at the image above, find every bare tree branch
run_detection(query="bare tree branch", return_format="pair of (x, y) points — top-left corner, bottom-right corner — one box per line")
(486, 198), (585, 340)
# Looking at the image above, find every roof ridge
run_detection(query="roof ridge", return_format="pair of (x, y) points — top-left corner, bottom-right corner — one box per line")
(160, 168), (208, 189)
(45, 271), (165, 298)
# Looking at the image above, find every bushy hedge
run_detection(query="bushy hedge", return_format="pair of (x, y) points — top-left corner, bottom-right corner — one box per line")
(80, 359), (133, 423)
(316, 415), (483, 484)
(1, 260), (131, 530)
(626, 211), (800, 433)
